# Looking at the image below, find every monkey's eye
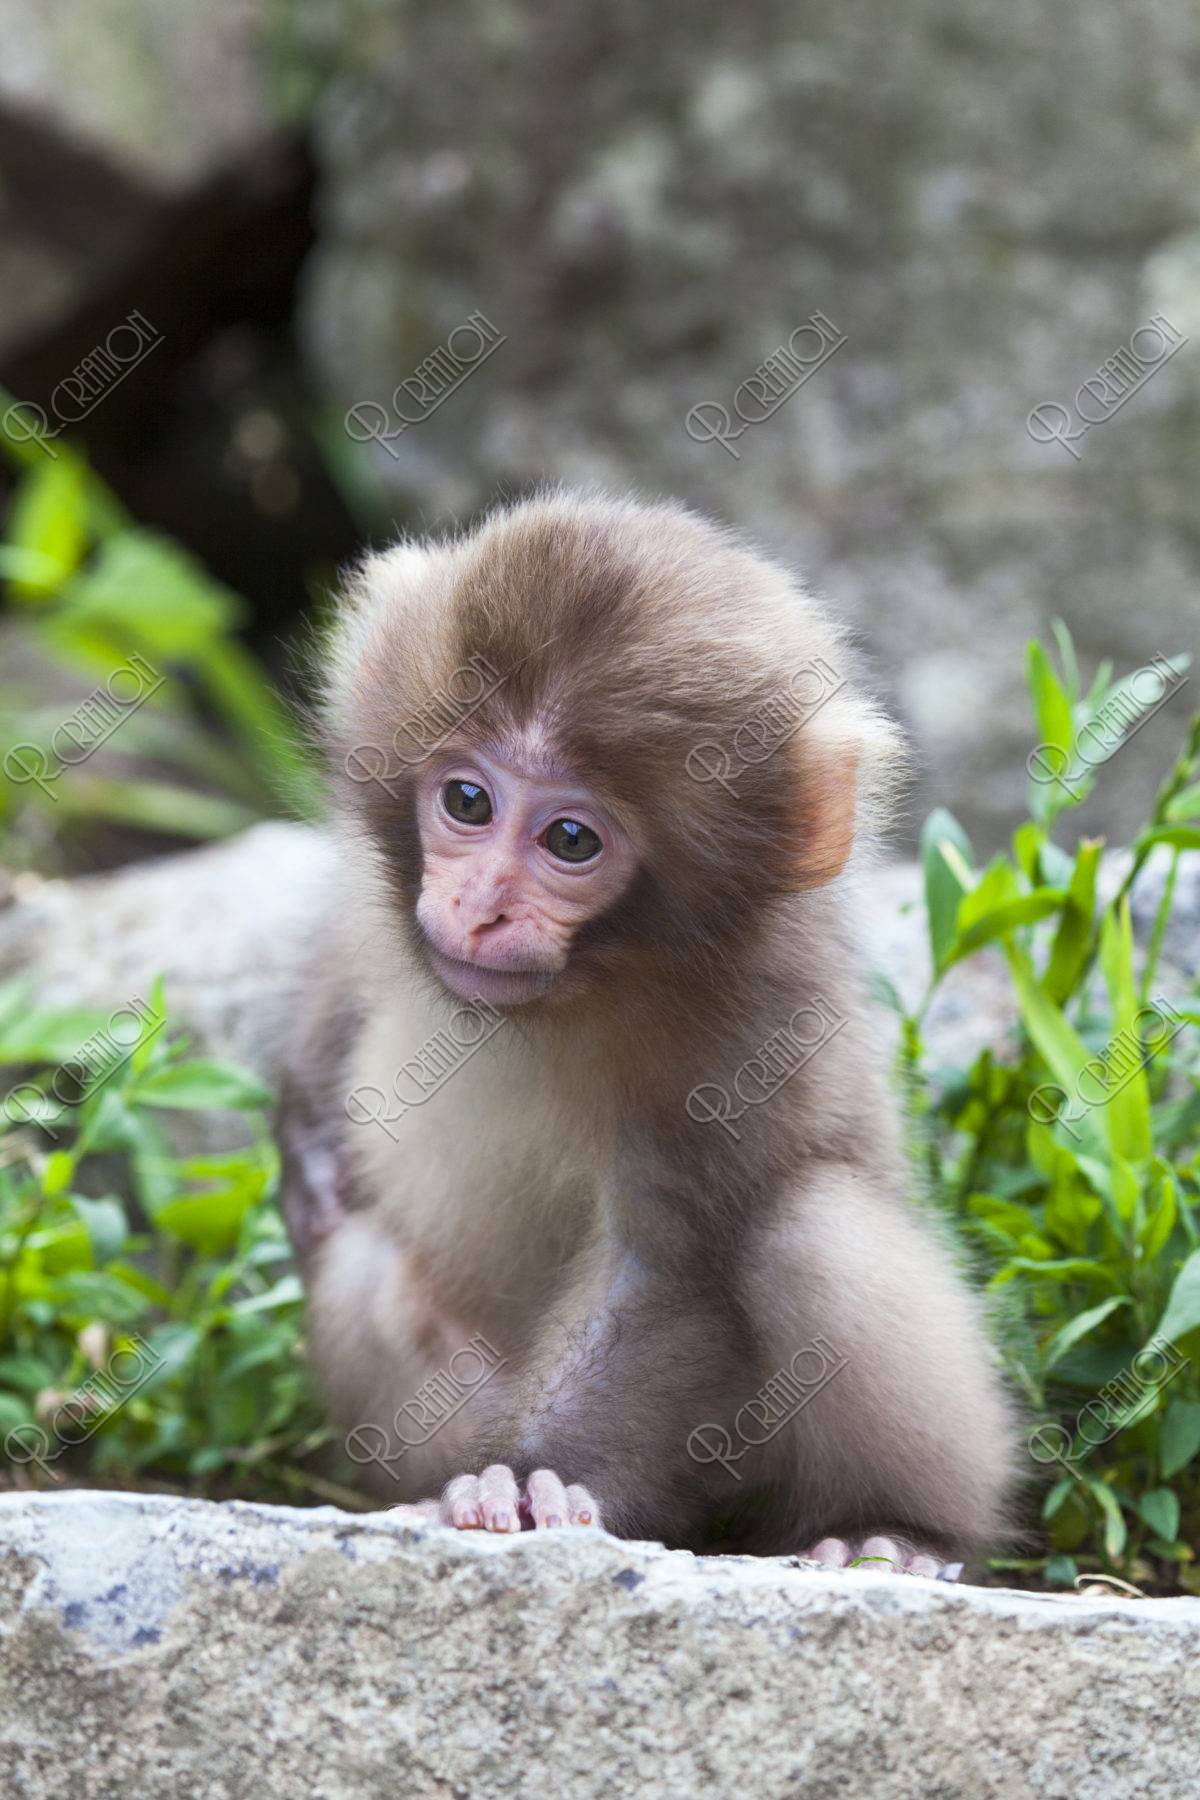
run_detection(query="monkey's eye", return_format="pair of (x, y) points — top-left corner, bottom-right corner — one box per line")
(442, 779), (493, 825)
(543, 818), (602, 863)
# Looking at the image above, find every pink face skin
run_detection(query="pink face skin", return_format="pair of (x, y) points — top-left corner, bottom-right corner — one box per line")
(413, 746), (638, 1006)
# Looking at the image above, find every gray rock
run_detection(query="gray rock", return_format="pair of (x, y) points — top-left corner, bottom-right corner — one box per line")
(0, 1489), (1196, 1798)
(296, 0), (1200, 852)
(0, 821), (336, 1087)
(0, 0), (276, 193)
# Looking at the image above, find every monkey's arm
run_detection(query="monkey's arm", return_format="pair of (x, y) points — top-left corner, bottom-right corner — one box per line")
(277, 1080), (353, 1265)
(492, 1237), (755, 1543)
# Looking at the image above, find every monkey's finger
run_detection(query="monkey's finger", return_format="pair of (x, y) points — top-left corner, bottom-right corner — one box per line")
(905, 1554), (941, 1579)
(805, 1537), (852, 1568)
(441, 1473), (485, 1529)
(389, 1499), (441, 1524)
(564, 1484), (601, 1528)
(478, 1463), (522, 1532)
(523, 1468), (571, 1529)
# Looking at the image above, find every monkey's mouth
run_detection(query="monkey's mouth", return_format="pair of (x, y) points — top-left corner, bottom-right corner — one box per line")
(425, 946), (559, 1007)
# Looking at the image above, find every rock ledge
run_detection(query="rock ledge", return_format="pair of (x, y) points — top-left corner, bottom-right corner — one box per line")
(0, 1490), (1197, 1797)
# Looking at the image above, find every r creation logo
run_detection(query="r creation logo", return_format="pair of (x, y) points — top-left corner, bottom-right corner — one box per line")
(687, 1336), (848, 1480)
(2, 311), (163, 458)
(345, 998), (506, 1139)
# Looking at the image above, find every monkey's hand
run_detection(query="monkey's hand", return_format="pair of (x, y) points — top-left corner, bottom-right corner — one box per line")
(805, 1533), (963, 1582)
(390, 1465), (601, 1534)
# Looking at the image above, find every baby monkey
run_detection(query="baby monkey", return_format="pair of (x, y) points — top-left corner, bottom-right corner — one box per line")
(280, 491), (1015, 1575)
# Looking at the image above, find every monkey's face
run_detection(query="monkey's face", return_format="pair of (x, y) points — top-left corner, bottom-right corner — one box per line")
(411, 745), (638, 1007)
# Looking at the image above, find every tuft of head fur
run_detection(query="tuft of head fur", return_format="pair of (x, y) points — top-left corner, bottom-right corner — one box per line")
(319, 489), (906, 1011)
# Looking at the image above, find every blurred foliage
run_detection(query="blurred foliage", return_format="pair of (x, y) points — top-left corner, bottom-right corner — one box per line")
(0, 399), (319, 874)
(891, 626), (1200, 1593)
(0, 976), (358, 1506)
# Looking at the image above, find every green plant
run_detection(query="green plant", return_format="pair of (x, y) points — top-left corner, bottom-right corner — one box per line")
(0, 977), (356, 1506)
(0, 407), (319, 871)
(892, 627), (1200, 1591)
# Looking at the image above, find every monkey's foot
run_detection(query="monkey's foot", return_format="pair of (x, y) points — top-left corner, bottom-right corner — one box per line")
(390, 1464), (601, 1534)
(804, 1533), (963, 1582)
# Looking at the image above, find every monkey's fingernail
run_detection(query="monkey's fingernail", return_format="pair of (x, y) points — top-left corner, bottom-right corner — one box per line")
(938, 1562), (964, 1583)
(492, 1509), (513, 1532)
(456, 1507), (482, 1528)
(544, 1513), (563, 1529)
(575, 1511), (592, 1525)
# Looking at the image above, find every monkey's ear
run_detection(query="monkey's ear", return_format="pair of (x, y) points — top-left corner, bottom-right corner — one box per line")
(788, 703), (906, 888)
(792, 740), (861, 889)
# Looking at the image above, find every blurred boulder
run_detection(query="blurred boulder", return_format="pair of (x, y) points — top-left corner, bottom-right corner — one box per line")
(0, 0), (354, 670)
(0, 0), (276, 196)
(0, 0), (282, 359)
(297, 0), (1200, 851)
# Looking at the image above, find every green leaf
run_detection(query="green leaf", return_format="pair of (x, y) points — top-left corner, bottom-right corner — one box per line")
(1042, 1477), (1075, 1520)
(52, 1269), (148, 1323)
(1097, 901), (1152, 1163)
(1083, 1475), (1127, 1560)
(1110, 1153), (1139, 1225)
(1140, 1174), (1178, 1261)
(1134, 826), (1200, 855)
(138, 1322), (204, 1388)
(1005, 944), (1107, 1158)
(55, 531), (241, 653)
(0, 1352), (57, 1393)
(4, 457), (89, 600)
(1012, 821), (1045, 884)
(948, 888), (1066, 963)
(40, 1151), (75, 1197)
(0, 1391), (35, 1437)
(920, 808), (975, 973)
(1043, 839), (1102, 1005)
(1160, 1399), (1200, 1479)
(1026, 640), (1079, 821)
(1166, 782), (1200, 822)
(866, 969), (908, 1016)
(991, 1256), (1116, 1286)
(0, 1004), (112, 1064)
(1082, 658), (1114, 717)
(1043, 1553), (1078, 1587)
(154, 1184), (258, 1255)
(1027, 641), (1075, 760)
(1138, 1488), (1180, 1543)
(232, 1273), (304, 1314)
(134, 1060), (274, 1113)
(1155, 1249), (1200, 1351)
(69, 1195), (128, 1264)
(1041, 1297), (1129, 1373)
(1077, 656), (1191, 787)
(1050, 620), (1080, 701)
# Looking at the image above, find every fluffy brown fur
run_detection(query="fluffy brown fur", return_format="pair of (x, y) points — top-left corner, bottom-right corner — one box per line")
(280, 490), (1018, 1558)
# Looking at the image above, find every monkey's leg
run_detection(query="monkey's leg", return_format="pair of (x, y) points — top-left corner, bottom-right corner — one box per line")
(304, 1212), (513, 1500)
(746, 1164), (1017, 1572)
